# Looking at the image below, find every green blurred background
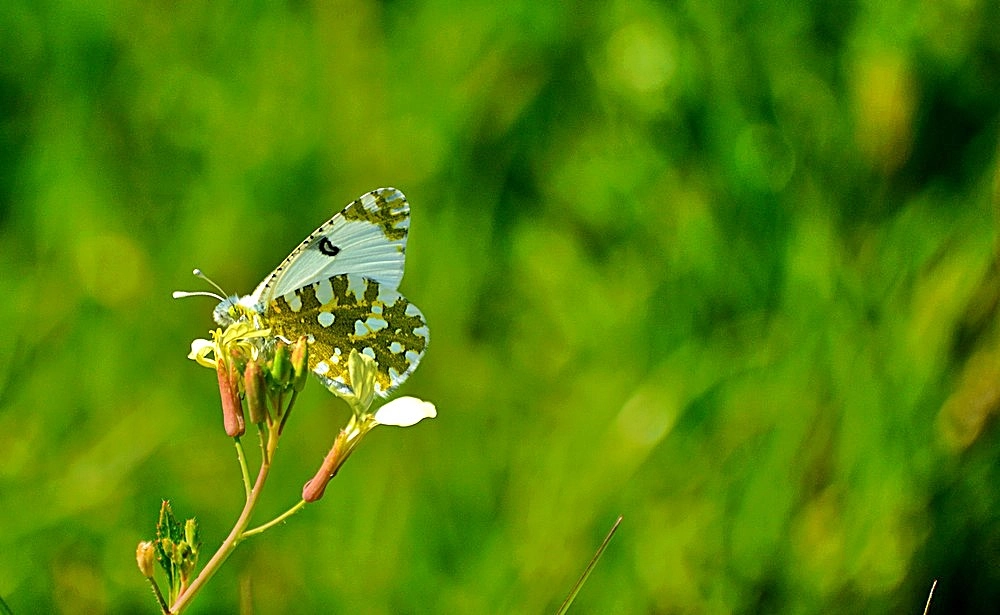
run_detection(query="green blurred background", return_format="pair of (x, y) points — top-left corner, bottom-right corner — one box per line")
(2, 1), (999, 613)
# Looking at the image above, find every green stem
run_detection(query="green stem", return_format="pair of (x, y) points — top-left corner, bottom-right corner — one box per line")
(555, 515), (623, 615)
(243, 499), (308, 539)
(234, 438), (252, 500)
(258, 420), (270, 465)
(148, 577), (170, 614)
(278, 390), (298, 435)
(169, 457), (273, 614)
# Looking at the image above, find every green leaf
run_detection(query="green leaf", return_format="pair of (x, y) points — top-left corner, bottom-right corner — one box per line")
(152, 500), (199, 603)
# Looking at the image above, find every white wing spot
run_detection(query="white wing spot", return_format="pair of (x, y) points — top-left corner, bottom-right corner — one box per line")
(377, 286), (400, 304)
(315, 361), (330, 375)
(366, 316), (388, 332)
(315, 279), (334, 305)
(413, 325), (430, 342)
(362, 347), (376, 360)
(360, 192), (378, 212)
(347, 276), (367, 299)
(283, 291), (303, 312)
(318, 312), (335, 327)
(405, 303), (422, 317)
(349, 316), (389, 336)
(389, 341), (403, 353)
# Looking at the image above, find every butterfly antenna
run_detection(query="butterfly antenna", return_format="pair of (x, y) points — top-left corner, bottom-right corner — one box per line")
(172, 268), (228, 301)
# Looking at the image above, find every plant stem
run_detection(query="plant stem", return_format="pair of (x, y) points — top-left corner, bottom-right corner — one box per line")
(148, 578), (169, 614)
(258, 421), (270, 465)
(243, 499), (308, 538)
(278, 390), (298, 434)
(169, 458), (273, 614)
(234, 438), (252, 500)
(923, 579), (938, 615)
(555, 515), (623, 615)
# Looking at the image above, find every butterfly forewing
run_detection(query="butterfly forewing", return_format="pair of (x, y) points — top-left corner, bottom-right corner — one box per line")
(251, 188), (410, 305)
(209, 187), (428, 397)
(265, 273), (429, 397)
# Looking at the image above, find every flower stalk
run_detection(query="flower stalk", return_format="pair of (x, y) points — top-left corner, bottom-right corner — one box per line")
(142, 320), (435, 613)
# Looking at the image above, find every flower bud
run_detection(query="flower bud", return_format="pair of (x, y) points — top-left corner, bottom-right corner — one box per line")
(136, 541), (156, 578)
(217, 358), (245, 437)
(184, 518), (200, 553)
(302, 431), (348, 502)
(291, 336), (309, 392)
(244, 359), (268, 424)
(346, 350), (376, 412)
(270, 341), (291, 387)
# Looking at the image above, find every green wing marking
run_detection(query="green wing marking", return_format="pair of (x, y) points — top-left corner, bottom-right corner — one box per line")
(265, 274), (428, 396)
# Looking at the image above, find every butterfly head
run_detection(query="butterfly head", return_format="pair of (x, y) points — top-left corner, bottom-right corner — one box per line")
(212, 294), (261, 327)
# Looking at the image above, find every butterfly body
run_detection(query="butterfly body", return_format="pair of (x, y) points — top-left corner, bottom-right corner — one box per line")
(213, 188), (428, 397)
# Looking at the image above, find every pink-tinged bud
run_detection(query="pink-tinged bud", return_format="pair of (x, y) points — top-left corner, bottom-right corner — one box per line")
(271, 341), (291, 386)
(244, 360), (268, 424)
(302, 432), (348, 502)
(136, 541), (156, 578)
(216, 359), (245, 437)
(291, 336), (309, 392)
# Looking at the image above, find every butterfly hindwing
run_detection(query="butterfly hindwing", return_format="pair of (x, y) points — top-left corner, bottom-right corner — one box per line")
(265, 273), (429, 396)
(250, 188), (410, 305)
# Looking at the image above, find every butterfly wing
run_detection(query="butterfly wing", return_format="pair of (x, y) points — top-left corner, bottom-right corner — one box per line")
(265, 273), (430, 397)
(249, 187), (410, 305)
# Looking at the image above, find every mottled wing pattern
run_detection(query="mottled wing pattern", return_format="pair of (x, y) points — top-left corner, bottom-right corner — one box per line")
(265, 273), (429, 397)
(250, 188), (410, 305)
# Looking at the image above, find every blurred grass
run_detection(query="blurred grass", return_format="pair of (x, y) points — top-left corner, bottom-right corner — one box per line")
(1, 0), (999, 613)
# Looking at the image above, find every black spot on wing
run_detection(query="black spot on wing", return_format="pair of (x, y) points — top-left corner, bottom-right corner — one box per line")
(318, 237), (341, 256)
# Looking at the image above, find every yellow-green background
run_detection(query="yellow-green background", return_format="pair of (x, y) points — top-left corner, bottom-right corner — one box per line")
(2, 1), (999, 613)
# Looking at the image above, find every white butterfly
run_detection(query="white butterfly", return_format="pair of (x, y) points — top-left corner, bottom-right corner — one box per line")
(179, 188), (429, 398)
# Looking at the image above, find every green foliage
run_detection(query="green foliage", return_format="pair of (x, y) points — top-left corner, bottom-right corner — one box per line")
(152, 502), (199, 605)
(1, 0), (999, 613)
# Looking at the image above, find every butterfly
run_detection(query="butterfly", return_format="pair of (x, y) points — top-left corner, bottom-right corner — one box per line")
(178, 188), (429, 398)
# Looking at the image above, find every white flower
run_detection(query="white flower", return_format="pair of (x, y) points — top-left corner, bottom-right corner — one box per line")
(373, 396), (437, 427)
(188, 338), (216, 366)
(185, 322), (271, 368)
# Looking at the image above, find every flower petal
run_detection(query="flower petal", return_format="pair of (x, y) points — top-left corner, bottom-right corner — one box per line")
(188, 338), (217, 367)
(373, 396), (437, 427)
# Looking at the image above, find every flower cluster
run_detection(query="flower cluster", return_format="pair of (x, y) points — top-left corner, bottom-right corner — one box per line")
(138, 317), (436, 613)
(186, 320), (436, 496)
